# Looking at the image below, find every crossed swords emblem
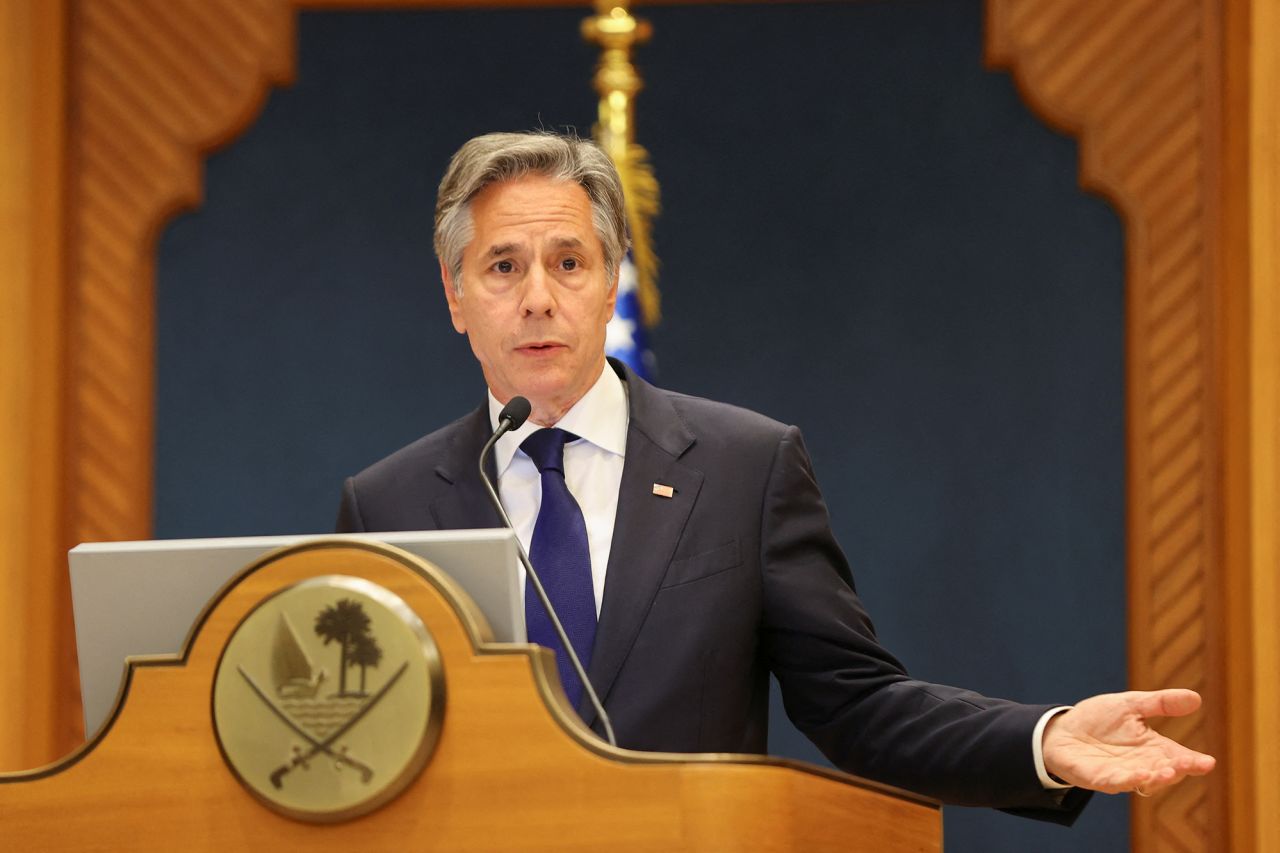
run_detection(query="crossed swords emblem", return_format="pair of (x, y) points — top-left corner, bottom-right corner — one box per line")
(237, 662), (409, 789)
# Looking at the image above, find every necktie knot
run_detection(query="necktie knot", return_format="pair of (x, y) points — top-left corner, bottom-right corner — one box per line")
(521, 428), (578, 474)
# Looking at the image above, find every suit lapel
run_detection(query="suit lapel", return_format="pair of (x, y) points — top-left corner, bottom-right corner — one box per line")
(428, 405), (505, 531)
(582, 366), (702, 724)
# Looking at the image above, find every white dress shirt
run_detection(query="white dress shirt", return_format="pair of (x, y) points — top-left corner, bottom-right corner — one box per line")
(488, 363), (628, 615)
(486, 363), (1069, 790)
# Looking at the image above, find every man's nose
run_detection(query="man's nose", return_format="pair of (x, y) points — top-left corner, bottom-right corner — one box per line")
(519, 265), (556, 316)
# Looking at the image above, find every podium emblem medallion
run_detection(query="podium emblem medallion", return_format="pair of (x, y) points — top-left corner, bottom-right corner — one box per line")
(212, 575), (443, 822)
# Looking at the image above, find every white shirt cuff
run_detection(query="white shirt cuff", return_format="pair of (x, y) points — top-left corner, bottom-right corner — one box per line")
(1033, 706), (1074, 790)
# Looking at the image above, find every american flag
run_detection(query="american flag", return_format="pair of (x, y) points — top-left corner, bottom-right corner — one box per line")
(606, 254), (655, 380)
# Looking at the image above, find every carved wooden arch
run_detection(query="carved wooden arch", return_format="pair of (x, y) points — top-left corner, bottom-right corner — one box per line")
(987, 1), (1226, 850)
(63, 1), (1229, 850)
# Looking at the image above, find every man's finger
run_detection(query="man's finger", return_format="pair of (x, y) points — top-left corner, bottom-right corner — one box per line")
(1128, 688), (1201, 719)
(1126, 752), (1216, 791)
(1133, 755), (1218, 796)
(1175, 751), (1217, 775)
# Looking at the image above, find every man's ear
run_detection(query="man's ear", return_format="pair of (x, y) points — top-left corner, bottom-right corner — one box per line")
(604, 265), (620, 323)
(440, 260), (466, 334)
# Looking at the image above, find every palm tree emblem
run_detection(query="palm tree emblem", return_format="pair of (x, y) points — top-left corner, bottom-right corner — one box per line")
(349, 631), (384, 696)
(314, 598), (383, 698)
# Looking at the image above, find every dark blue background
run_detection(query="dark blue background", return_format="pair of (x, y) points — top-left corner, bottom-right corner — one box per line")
(156, 2), (1127, 849)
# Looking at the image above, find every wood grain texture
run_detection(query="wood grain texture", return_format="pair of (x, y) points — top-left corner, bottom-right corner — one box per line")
(1246, 12), (1280, 850)
(1222, 2), (1280, 850)
(987, 1), (1229, 851)
(0, 542), (941, 851)
(0, 0), (76, 773)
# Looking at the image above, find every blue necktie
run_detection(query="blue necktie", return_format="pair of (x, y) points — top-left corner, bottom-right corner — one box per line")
(521, 428), (597, 710)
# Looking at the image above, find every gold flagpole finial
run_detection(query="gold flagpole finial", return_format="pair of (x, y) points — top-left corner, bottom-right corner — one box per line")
(581, 2), (652, 159)
(582, 1), (661, 328)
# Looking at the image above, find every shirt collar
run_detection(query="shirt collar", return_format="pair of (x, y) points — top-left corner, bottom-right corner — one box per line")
(487, 363), (629, 476)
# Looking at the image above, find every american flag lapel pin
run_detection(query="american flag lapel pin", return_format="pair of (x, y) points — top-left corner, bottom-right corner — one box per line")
(652, 483), (675, 499)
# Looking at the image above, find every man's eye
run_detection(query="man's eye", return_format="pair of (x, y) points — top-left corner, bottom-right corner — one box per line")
(561, 258), (578, 271)
(494, 260), (514, 274)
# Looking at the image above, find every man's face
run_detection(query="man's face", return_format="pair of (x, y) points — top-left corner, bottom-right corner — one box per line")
(442, 174), (618, 425)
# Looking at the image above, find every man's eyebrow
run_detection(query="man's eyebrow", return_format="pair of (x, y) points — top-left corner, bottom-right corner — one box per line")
(483, 237), (583, 257)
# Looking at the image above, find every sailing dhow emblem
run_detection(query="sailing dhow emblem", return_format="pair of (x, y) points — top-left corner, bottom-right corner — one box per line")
(212, 575), (443, 822)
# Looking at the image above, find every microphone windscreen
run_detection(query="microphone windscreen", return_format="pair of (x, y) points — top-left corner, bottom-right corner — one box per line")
(500, 396), (532, 430)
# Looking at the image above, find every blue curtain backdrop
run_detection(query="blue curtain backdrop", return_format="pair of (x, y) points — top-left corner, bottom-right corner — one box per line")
(155, 2), (1127, 850)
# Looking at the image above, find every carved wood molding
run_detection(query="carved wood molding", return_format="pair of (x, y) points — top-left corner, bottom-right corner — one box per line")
(66, 0), (296, 547)
(987, 1), (1225, 851)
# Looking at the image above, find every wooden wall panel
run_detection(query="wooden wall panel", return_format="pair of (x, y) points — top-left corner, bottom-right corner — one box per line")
(1245, 11), (1280, 830)
(0, 0), (72, 772)
(1222, 2), (1280, 851)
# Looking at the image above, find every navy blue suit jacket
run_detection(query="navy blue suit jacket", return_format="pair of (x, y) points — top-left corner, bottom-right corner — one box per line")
(337, 359), (1088, 822)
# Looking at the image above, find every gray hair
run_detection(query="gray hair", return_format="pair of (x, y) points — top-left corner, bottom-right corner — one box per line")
(434, 131), (629, 294)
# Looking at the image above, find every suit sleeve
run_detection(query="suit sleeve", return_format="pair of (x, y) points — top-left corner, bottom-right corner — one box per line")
(335, 476), (367, 533)
(759, 426), (1090, 822)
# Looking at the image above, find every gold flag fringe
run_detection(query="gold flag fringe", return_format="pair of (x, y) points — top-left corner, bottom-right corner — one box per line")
(615, 142), (661, 328)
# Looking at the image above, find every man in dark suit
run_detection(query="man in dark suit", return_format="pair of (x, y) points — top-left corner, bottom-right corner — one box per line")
(337, 131), (1214, 821)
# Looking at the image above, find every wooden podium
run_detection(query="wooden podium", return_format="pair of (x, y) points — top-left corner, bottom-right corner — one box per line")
(0, 539), (941, 851)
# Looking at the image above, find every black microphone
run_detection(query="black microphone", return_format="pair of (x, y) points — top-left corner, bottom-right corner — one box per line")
(498, 396), (532, 432)
(477, 396), (617, 747)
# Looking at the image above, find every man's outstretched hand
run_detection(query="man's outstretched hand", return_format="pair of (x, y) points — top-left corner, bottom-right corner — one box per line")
(1042, 689), (1216, 796)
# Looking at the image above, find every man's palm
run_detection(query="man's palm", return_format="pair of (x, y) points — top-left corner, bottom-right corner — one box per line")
(1043, 689), (1216, 795)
